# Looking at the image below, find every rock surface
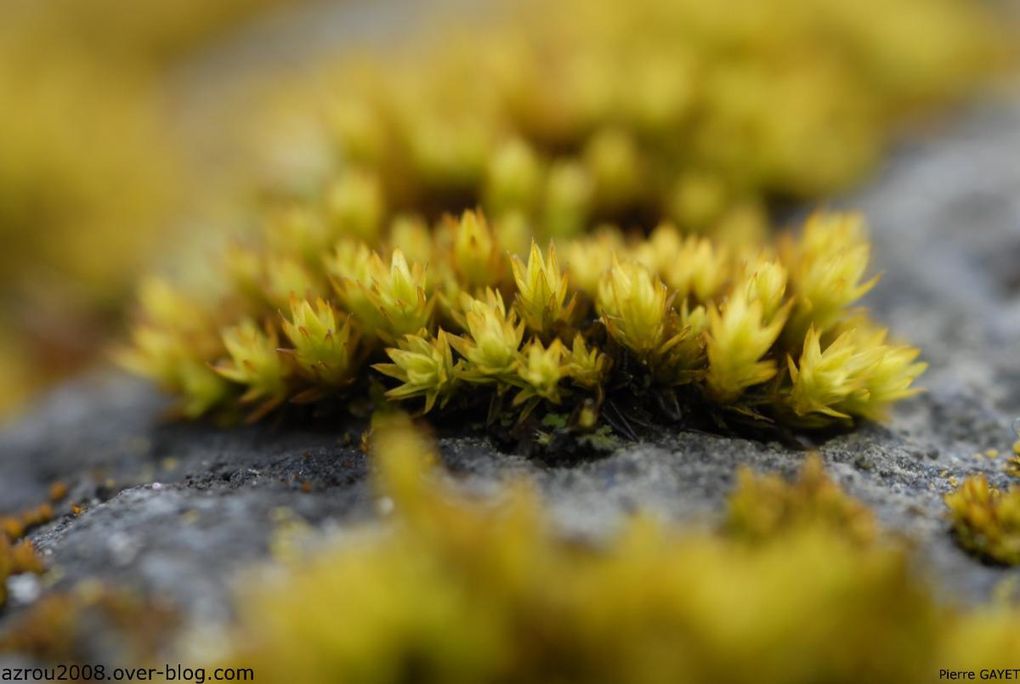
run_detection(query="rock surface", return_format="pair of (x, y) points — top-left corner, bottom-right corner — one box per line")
(3, 86), (1020, 655)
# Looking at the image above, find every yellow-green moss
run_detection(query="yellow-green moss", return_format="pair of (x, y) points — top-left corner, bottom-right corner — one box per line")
(304, 0), (1000, 230)
(726, 453), (877, 545)
(946, 475), (1020, 565)
(1, 0), (1005, 416)
(214, 415), (1020, 684)
(122, 209), (925, 437)
(111, 0), (1009, 435)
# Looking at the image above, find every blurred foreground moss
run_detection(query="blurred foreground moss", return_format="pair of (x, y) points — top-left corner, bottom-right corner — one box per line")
(216, 415), (1020, 683)
(726, 452), (878, 545)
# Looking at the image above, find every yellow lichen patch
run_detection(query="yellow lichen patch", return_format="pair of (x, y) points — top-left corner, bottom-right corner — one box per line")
(0, 537), (45, 607)
(48, 482), (69, 504)
(214, 417), (1020, 684)
(122, 208), (925, 436)
(945, 475), (1020, 566)
(726, 453), (877, 546)
(0, 503), (54, 543)
(0, 500), (53, 607)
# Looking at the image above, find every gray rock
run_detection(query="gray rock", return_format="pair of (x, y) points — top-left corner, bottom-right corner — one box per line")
(3, 89), (1020, 653)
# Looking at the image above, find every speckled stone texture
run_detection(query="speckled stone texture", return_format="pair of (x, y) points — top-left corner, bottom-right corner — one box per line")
(2, 89), (1020, 652)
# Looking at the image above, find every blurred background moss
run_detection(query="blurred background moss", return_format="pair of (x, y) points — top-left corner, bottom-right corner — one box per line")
(0, 0), (300, 418)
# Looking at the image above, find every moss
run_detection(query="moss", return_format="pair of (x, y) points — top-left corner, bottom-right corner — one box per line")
(122, 210), (925, 439)
(725, 453), (877, 546)
(214, 415), (1020, 684)
(945, 475), (1020, 566)
(305, 0), (1000, 226)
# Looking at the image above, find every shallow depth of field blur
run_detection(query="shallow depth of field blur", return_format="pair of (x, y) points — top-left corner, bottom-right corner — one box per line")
(4, 1), (1020, 681)
(0, 0), (1011, 422)
(0, 0), (306, 417)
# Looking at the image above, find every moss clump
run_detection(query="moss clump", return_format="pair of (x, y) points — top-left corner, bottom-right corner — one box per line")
(945, 475), (1020, 565)
(121, 210), (924, 437)
(214, 415), (1020, 684)
(726, 453), (877, 545)
(112, 0), (996, 438)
